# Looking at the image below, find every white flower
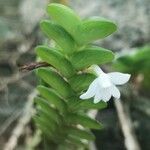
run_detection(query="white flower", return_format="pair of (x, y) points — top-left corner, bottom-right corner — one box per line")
(80, 65), (131, 103)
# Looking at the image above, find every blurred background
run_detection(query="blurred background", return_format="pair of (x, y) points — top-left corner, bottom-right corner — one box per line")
(0, 0), (149, 149)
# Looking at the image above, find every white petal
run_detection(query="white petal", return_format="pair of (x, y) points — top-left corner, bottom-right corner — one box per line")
(108, 72), (131, 85)
(101, 88), (112, 102)
(80, 78), (98, 99)
(98, 75), (112, 88)
(110, 85), (120, 99)
(93, 88), (102, 103)
(92, 65), (104, 76)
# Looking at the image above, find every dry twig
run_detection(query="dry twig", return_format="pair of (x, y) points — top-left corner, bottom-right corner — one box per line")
(19, 61), (50, 72)
(114, 100), (141, 150)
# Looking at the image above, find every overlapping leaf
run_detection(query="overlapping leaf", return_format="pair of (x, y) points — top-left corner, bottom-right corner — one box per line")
(69, 73), (96, 92)
(36, 45), (75, 78)
(68, 97), (107, 111)
(34, 96), (61, 123)
(70, 46), (114, 70)
(36, 68), (75, 98)
(40, 20), (76, 54)
(78, 17), (117, 44)
(47, 4), (117, 45)
(66, 127), (95, 141)
(37, 85), (67, 114)
(66, 113), (103, 129)
(66, 135), (86, 147)
(47, 3), (81, 42)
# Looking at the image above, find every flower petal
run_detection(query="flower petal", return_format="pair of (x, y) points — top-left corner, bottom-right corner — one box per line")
(98, 75), (112, 88)
(92, 65), (104, 76)
(93, 88), (102, 103)
(110, 85), (120, 99)
(108, 72), (131, 85)
(80, 78), (98, 99)
(101, 88), (112, 102)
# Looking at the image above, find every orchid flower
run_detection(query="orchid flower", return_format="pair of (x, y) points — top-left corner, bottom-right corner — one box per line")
(80, 65), (131, 103)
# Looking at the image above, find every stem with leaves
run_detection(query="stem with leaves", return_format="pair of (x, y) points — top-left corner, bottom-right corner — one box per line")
(33, 3), (117, 149)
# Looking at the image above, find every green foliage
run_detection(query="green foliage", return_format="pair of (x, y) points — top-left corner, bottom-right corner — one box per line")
(34, 3), (116, 149)
(69, 73), (96, 92)
(40, 20), (76, 54)
(36, 45), (75, 77)
(66, 127), (95, 140)
(46, 4), (116, 45)
(37, 85), (67, 114)
(70, 46), (114, 70)
(79, 17), (117, 44)
(47, 3), (81, 43)
(66, 113), (103, 129)
(72, 100), (107, 111)
(113, 46), (150, 89)
(34, 97), (61, 123)
(113, 46), (150, 73)
(36, 68), (75, 98)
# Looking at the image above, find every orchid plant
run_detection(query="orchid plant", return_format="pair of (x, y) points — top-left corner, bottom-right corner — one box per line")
(33, 3), (130, 149)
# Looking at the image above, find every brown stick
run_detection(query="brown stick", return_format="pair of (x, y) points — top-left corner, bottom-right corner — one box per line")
(114, 100), (141, 150)
(19, 61), (50, 72)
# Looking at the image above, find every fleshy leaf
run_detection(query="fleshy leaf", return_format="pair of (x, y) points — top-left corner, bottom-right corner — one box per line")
(34, 96), (61, 123)
(34, 116), (55, 140)
(69, 73), (96, 92)
(35, 45), (75, 78)
(47, 3), (81, 41)
(66, 113), (103, 129)
(40, 20), (76, 54)
(37, 85), (67, 114)
(34, 114), (57, 133)
(70, 46), (114, 70)
(78, 17), (117, 44)
(78, 100), (107, 110)
(66, 135), (86, 148)
(36, 68), (75, 98)
(68, 97), (107, 111)
(66, 127), (95, 140)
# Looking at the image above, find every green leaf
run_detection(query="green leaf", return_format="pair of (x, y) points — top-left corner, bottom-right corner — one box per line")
(34, 115), (57, 133)
(33, 116), (63, 144)
(113, 46), (150, 73)
(66, 127), (95, 140)
(40, 20), (76, 54)
(34, 96), (61, 123)
(79, 17), (117, 44)
(34, 116), (54, 139)
(46, 4), (116, 45)
(37, 85), (67, 114)
(39, 113), (58, 131)
(66, 113), (103, 129)
(70, 46), (114, 70)
(69, 73), (96, 92)
(133, 46), (150, 62)
(34, 117), (63, 143)
(47, 3), (81, 41)
(77, 100), (107, 110)
(67, 135), (86, 147)
(35, 45), (75, 78)
(36, 68), (75, 98)
(68, 97), (107, 111)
